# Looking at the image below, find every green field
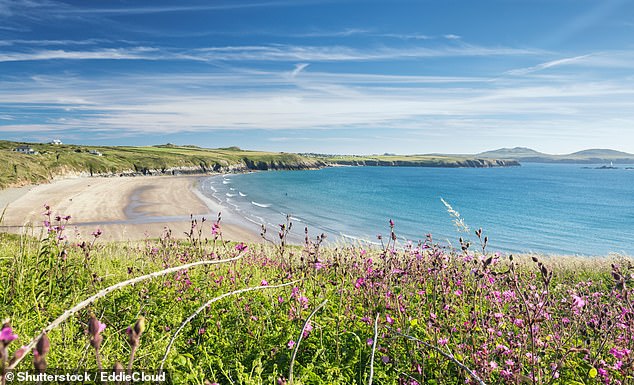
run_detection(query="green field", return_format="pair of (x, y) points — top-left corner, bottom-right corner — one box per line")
(1, 213), (632, 384)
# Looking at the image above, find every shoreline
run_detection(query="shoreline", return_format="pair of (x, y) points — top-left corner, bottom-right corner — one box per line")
(0, 175), (262, 243)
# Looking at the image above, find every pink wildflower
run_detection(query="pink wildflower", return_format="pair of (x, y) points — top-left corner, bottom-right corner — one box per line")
(235, 242), (248, 252)
(0, 327), (18, 343)
(385, 314), (394, 325)
(572, 294), (585, 314)
(261, 279), (269, 286)
(302, 322), (313, 338)
(287, 340), (295, 349)
(438, 338), (448, 346)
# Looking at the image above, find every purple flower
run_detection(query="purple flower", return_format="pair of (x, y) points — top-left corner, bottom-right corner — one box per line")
(366, 338), (374, 346)
(235, 242), (248, 252)
(385, 314), (394, 325)
(381, 355), (390, 364)
(572, 295), (585, 313)
(91, 228), (102, 237)
(198, 328), (206, 335)
(287, 340), (295, 349)
(302, 322), (313, 338)
(0, 326), (18, 343)
(261, 279), (269, 286)
(438, 338), (448, 346)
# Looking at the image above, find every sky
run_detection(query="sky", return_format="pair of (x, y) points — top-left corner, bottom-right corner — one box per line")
(1, 0), (634, 154)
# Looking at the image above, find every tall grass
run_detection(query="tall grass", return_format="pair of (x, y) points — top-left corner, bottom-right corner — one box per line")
(1, 206), (633, 384)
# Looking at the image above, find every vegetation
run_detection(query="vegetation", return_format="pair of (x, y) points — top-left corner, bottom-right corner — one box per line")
(0, 141), (325, 189)
(310, 154), (520, 168)
(1, 207), (633, 384)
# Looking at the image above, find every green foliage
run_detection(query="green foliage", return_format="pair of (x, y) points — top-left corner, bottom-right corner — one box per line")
(1, 217), (633, 384)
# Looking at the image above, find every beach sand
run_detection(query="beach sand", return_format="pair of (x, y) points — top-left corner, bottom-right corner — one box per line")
(0, 176), (261, 243)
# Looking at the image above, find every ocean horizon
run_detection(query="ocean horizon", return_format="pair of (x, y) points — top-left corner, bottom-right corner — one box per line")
(198, 163), (634, 256)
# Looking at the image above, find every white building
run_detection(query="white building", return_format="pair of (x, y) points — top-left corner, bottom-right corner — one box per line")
(14, 146), (37, 155)
(50, 139), (63, 145)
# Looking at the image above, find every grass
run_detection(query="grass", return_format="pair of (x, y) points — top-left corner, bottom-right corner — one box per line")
(0, 141), (325, 189)
(314, 154), (520, 168)
(1, 209), (633, 385)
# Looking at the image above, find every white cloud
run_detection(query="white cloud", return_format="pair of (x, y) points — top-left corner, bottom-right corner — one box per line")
(507, 54), (594, 75)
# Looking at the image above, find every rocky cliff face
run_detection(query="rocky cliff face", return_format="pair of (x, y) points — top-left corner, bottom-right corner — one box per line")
(328, 159), (521, 168)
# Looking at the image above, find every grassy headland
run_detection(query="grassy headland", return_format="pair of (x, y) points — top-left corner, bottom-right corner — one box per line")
(0, 141), (326, 189)
(0, 216), (632, 384)
(306, 153), (520, 168)
(1, 141), (521, 189)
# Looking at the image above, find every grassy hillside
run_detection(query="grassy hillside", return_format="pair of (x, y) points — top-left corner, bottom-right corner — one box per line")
(313, 154), (520, 168)
(1, 216), (632, 384)
(0, 141), (325, 189)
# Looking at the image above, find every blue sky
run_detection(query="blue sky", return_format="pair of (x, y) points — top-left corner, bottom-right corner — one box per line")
(1, 0), (633, 154)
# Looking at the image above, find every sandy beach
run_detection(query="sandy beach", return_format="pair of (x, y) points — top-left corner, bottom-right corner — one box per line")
(0, 176), (261, 242)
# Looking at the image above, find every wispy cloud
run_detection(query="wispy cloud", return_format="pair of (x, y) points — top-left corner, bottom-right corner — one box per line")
(0, 47), (166, 62)
(290, 63), (310, 78)
(507, 54), (594, 75)
(0, 43), (543, 64)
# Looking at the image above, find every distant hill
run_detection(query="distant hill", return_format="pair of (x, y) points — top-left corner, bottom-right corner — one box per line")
(477, 147), (634, 164)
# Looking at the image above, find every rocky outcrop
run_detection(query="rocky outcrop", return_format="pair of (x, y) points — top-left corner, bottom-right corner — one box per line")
(329, 158), (520, 168)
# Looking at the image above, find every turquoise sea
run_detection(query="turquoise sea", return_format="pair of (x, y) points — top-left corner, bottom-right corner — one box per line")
(199, 164), (634, 256)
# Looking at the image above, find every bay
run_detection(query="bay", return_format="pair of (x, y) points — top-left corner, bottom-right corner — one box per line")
(199, 164), (634, 256)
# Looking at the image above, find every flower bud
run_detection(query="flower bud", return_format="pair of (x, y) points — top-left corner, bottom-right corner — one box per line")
(134, 316), (146, 336)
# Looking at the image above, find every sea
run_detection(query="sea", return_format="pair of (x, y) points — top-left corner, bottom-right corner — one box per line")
(198, 163), (634, 256)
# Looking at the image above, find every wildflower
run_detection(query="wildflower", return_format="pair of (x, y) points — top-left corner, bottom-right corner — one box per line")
(366, 338), (374, 346)
(438, 338), (448, 346)
(261, 279), (269, 286)
(211, 223), (220, 235)
(278, 296), (284, 304)
(381, 355), (390, 364)
(198, 328), (205, 335)
(354, 278), (365, 289)
(389, 219), (395, 228)
(0, 326), (18, 343)
(500, 369), (513, 380)
(385, 314), (394, 325)
(489, 361), (498, 370)
(287, 340), (295, 349)
(572, 295), (585, 314)
(235, 242), (248, 252)
(302, 322), (313, 338)
(91, 228), (102, 237)
(609, 347), (631, 359)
